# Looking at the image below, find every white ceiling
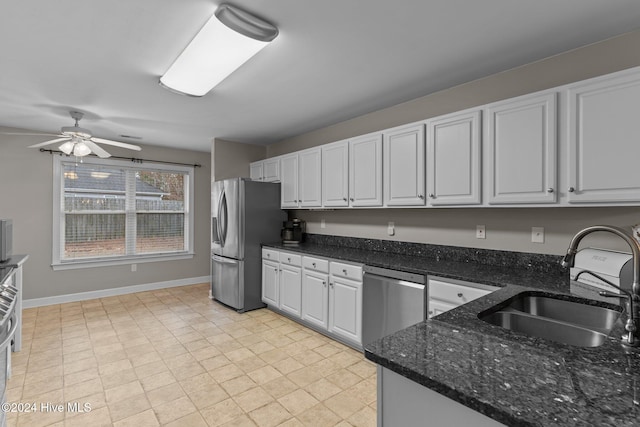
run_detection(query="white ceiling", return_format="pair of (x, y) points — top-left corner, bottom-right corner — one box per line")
(1, 1), (640, 152)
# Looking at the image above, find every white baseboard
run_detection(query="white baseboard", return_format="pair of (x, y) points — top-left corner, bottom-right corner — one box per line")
(23, 276), (211, 308)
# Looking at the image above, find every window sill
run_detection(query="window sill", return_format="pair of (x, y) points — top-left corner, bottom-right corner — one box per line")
(51, 252), (195, 271)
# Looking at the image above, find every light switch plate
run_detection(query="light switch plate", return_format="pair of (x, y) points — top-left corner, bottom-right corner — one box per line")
(476, 225), (486, 239)
(320, 219), (326, 229)
(388, 222), (395, 236)
(531, 227), (545, 243)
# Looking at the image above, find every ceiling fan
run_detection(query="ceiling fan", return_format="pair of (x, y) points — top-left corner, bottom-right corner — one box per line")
(4, 111), (141, 158)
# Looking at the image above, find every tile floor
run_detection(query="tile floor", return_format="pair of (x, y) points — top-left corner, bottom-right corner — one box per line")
(6, 283), (377, 427)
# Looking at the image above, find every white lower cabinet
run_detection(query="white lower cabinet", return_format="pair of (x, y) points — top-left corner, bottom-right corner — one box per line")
(302, 268), (329, 329)
(328, 274), (362, 344)
(427, 276), (498, 318)
(261, 259), (279, 306)
(263, 249), (363, 347)
(279, 263), (302, 317)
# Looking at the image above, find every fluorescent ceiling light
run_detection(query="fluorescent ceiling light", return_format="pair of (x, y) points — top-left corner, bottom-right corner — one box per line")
(160, 3), (278, 97)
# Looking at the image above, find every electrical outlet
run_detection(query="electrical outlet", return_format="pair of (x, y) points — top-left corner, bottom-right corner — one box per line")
(531, 227), (545, 243)
(388, 222), (395, 236)
(476, 225), (486, 239)
(131, 264), (137, 272)
(320, 219), (326, 229)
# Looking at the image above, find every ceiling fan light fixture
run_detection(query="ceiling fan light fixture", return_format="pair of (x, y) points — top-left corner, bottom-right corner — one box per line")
(159, 3), (278, 97)
(73, 141), (92, 157)
(59, 140), (75, 155)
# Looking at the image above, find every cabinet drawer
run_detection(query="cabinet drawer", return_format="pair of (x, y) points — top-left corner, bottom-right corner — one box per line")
(303, 256), (329, 273)
(280, 252), (302, 267)
(262, 248), (280, 262)
(330, 261), (363, 280)
(429, 278), (496, 305)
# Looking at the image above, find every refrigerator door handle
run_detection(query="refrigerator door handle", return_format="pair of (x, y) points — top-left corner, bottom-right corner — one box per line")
(220, 191), (229, 247)
(212, 254), (237, 264)
(217, 189), (225, 247)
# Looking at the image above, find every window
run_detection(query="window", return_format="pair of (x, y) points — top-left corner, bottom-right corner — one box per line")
(53, 156), (194, 269)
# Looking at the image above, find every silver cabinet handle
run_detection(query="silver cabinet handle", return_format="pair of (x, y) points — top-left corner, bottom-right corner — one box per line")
(350, 198), (354, 202)
(287, 257), (291, 262)
(418, 194), (424, 199)
(568, 187), (575, 193)
(267, 253), (270, 258)
(322, 281), (326, 286)
(343, 198), (347, 202)
(547, 188), (554, 193)
(342, 269), (347, 275)
(457, 293), (463, 298)
(329, 282), (334, 287)
(429, 194), (435, 198)
(312, 262), (316, 268)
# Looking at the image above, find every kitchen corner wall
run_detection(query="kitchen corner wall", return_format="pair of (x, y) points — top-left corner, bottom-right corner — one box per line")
(0, 129), (212, 300)
(212, 138), (266, 182)
(267, 29), (640, 256)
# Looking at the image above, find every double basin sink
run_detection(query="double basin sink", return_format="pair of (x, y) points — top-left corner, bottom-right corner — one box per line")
(478, 291), (623, 347)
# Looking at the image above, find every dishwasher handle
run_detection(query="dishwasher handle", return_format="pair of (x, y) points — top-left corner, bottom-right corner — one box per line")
(363, 265), (425, 284)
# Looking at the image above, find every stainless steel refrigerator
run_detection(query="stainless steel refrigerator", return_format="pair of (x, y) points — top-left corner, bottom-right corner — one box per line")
(211, 178), (285, 312)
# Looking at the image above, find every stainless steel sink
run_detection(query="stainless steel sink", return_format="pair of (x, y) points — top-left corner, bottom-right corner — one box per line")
(478, 292), (623, 347)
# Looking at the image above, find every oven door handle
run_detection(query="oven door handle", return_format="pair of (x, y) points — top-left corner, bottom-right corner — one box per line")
(0, 315), (17, 351)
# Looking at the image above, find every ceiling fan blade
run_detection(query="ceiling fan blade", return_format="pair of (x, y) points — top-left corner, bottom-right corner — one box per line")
(83, 140), (111, 158)
(28, 137), (71, 148)
(1, 132), (63, 137)
(91, 137), (141, 151)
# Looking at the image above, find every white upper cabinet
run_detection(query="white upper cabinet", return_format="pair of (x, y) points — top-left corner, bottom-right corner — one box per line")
(298, 148), (322, 208)
(427, 110), (481, 205)
(280, 154), (299, 208)
(263, 158), (280, 182)
(384, 123), (426, 206)
(349, 133), (383, 207)
(250, 161), (264, 181)
(566, 69), (640, 203)
(322, 140), (349, 207)
(485, 91), (557, 204)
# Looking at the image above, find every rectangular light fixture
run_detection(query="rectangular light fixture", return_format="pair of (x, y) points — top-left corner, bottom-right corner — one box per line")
(160, 3), (278, 97)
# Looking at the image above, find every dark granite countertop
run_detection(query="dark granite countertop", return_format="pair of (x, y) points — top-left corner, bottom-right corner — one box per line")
(262, 238), (640, 426)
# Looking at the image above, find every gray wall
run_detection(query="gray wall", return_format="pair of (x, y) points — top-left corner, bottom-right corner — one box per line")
(212, 138), (266, 182)
(267, 30), (640, 255)
(0, 129), (212, 300)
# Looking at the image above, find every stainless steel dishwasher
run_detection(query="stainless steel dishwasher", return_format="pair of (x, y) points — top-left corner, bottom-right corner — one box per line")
(362, 265), (427, 346)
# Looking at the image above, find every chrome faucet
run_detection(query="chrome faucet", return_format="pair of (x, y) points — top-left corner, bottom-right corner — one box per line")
(561, 225), (640, 347)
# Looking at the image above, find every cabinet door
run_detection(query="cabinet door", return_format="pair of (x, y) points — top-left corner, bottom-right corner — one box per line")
(485, 92), (557, 204)
(428, 111), (481, 205)
(322, 141), (349, 207)
(302, 270), (329, 329)
(567, 70), (640, 203)
(427, 299), (457, 318)
(384, 124), (426, 206)
(298, 148), (322, 208)
(279, 264), (302, 317)
(263, 158), (280, 182)
(349, 133), (383, 207)
(329, 276), (362, 345)
(280, 154), (299, 208)
(250, 161), (263, 181)
(262, 259), (279, 306)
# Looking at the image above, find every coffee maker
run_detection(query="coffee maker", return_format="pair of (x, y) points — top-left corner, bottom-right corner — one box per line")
(281, 218), (306, 244)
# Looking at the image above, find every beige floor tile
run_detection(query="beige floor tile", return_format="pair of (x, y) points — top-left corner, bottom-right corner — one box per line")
(295, 403), (342, 427)
(248, 401), (292, 427)
(11, 284), (377, 427)
(278, 389), (319, 416)
(324, 390), (367, 419)
(200, 398), (245, 426)
(112, 408), (159, 427)
(163, 411), (208, 427)
(306, 378), (343, 402)
(233, 386), (275, 413)
(108, 392), (151, 422)
(146, 382), (186, 407)
(105, 380), (145, 404)
(221, 375), (258, 396)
